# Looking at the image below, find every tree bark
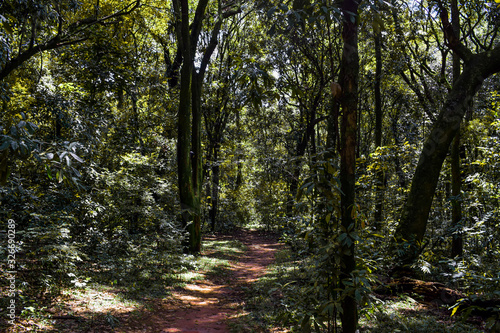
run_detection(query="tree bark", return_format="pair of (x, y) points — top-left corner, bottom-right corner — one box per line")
(187, 72), (202, 253)
(339, 1), (361, 332)
(175, 0), (199, 253)
(287, 102), (323, 215)
(235, 108), (243, 189)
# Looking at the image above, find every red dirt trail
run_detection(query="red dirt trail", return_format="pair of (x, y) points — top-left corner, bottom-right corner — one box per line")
(120, 228), (282, 333)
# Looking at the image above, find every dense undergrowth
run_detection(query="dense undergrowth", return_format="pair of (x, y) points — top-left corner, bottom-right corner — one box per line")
(237, 245), (491, 333)
(0, 234), (246, 332)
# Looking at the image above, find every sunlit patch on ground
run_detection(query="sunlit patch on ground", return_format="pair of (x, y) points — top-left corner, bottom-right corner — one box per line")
(358, 295), (486, 332)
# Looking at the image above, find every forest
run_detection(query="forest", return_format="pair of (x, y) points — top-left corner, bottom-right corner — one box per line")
(0, 0), (499, 332)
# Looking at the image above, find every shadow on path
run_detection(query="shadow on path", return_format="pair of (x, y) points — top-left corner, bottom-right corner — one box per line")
(149, 228), (282, 333)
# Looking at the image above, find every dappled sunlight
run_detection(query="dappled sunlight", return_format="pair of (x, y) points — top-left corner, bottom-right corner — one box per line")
(155, 229), (283, 332)
(359, 297), (487, 332)
(4, 232), (283, 333)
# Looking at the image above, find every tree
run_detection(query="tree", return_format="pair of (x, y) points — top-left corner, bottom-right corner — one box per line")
(203, 26), (239, 231)
(393, 2), (500, 265)
(373, 12), (384, 230)
(449, 0), (463, 258)
(338, 0), (361, 331)
(172, 0), (240, 253)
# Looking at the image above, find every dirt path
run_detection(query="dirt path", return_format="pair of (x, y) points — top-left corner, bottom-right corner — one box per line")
(119, 228), (282, 333)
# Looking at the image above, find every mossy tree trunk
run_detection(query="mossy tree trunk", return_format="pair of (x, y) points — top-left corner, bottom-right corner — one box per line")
(175, 0), (200, 253)
(173, 0), (238, 253)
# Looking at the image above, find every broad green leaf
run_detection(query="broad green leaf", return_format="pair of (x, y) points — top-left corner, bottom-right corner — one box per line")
(0, 139), (10, 151)
(69, 152), (84, 163)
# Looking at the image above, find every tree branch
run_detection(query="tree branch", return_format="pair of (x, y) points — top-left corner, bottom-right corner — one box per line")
(189, 0), (211, 55)
(438, 4), (473, 63)
(0, 1), (141, 81)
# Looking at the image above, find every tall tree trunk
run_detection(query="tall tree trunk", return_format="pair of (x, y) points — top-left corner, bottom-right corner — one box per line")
(235, 108), (243, 189)
(391, 107), (407, 188)
(392, 9), (500, 263)
(450, 0), (463, 258)
(327, 95), (340, 153)
(339, 1), (361, 332)
(374, 23), (384, 230)
(173, 0), (230, 253)
(210, 142), (220, 231)
(176, 0), (200, 253)
(287, 105), (319, 215)
(187, 73), (203, 252)
(450, 133), (463, 257)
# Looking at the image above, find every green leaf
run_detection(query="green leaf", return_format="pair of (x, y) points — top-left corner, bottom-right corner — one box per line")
(46, 165), (52, 179)
(300, 314), (311, 332)
(450, 302), (461, 316)
(267, 23), (276, 36)
(0, 139), (10, 151)
(26, 122), (38, 134)
(69, 152), (84, 163)
(19, 142), (28, 156)
(10, 141), (18, 151)
(355, 289), (362, 302)
(1, 20), (13, 35)
(71, 167), (81, 178)
(267, 6), (277, 18)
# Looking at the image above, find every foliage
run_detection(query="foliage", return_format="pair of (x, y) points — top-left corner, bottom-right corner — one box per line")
(1, 0), (500, 331)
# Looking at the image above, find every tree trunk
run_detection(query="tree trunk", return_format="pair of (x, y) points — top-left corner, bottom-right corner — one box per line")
(327, 96), (340, 153)
(450, 133), (463, 257)
(176, 0), (200, 253)
(393, 42), (500, 264)
(287, 105), (319, 215)
(187, 73), (203, 253)
(450, 0), (463, 258)
(390, 105), (407, 188)
(374, 24), (384, 230)
(235, 109), (243, 189)
(339, 1), (361, 332)
(174, 0), (231, 252)
(209, 142), (220, 231)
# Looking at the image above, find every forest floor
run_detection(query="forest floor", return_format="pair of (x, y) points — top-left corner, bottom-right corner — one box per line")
(43, 228), (285, 333)
(4, 228), (493, 332)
